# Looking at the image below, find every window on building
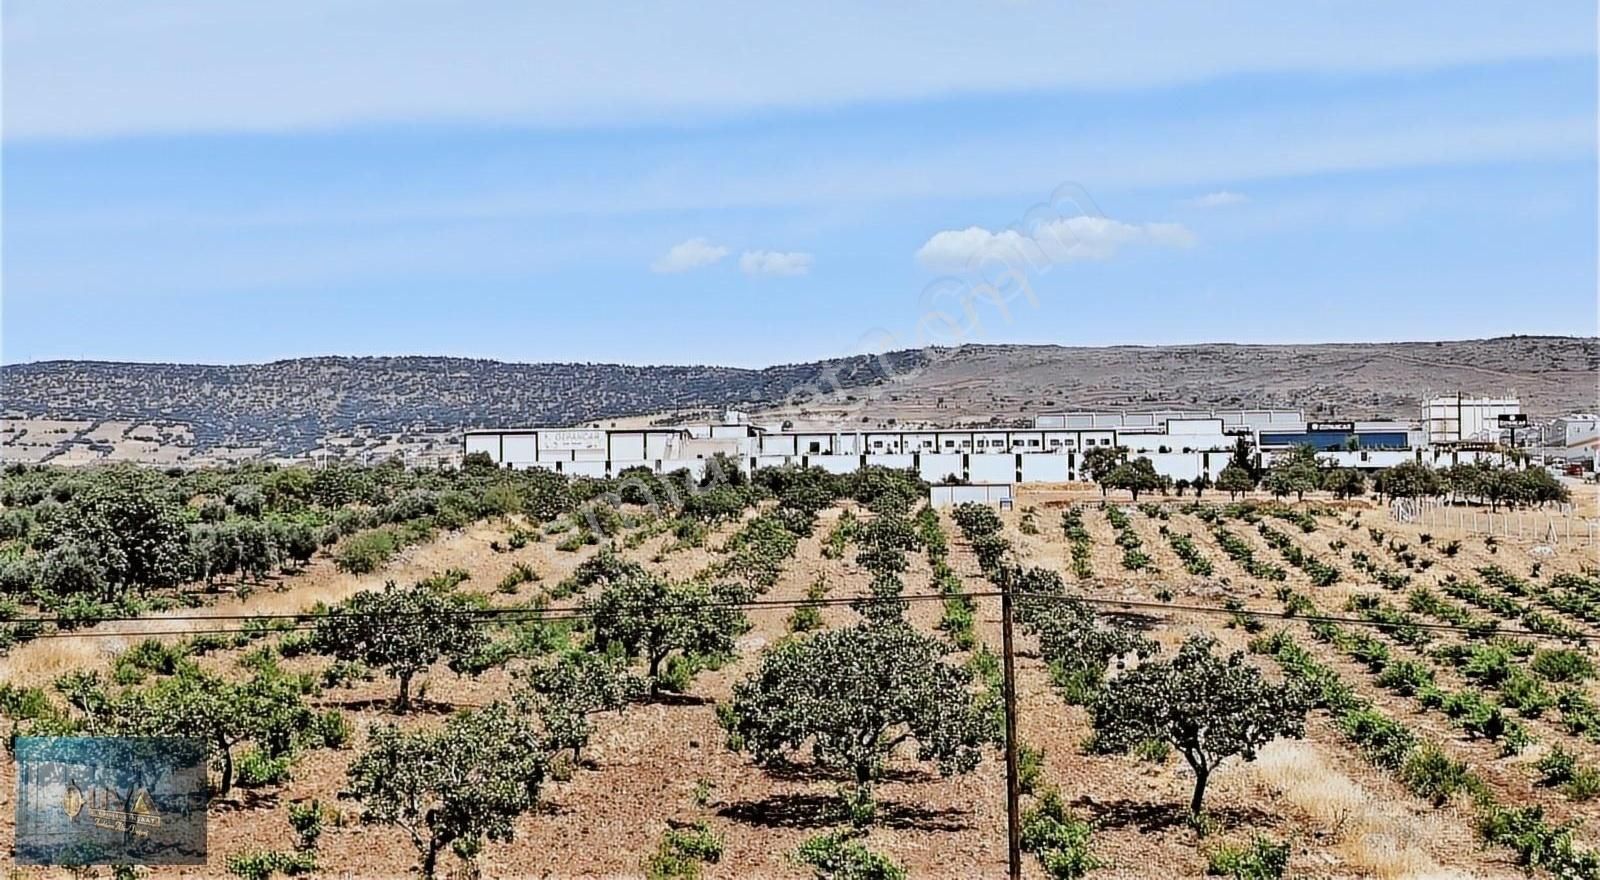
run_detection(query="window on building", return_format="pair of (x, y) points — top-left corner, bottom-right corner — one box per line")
(1028, 439), (1040, 447)
(808, 442), (821, 454)
(944, 440), (956, 448)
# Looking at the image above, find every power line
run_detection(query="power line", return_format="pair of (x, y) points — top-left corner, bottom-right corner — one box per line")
(5, 586), (1592, 643)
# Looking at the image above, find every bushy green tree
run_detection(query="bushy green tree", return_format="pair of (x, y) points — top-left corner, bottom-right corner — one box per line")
(1374, 460), (1441, 503)
(1090, 635), (1310, 816)
(1263, 446), (1320, 503)
(313, 580), (489, 711)
(1216, 463), (1257, 500)
(1102, 457), (1168, 501)
(518, 651), (645, 761)
(1020, 591), (1155, 705)
(348, 702), (546, 879)
(724, 623), (995, 817)
(585, 572), (745, 693)
(1322, 467), (1367, 500)
(1081, 446), (1128, 496)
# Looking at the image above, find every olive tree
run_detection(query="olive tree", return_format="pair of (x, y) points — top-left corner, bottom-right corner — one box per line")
(1090, 635), (1310, 817)
(348, 701), (546, 879)
(313, 579), (489, 711)
(723, 623), (995, 818)
(585, 572), (746, 694)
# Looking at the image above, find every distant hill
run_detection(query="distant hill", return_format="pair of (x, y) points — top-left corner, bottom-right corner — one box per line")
(1, 336), (1594, 463)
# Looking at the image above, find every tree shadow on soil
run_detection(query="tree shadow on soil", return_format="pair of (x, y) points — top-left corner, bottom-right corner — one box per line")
(717, 793), (969, 831)
(1071, 796), (1275, 834)
(641, 692), (712, 707)
(758, 762), (937, 785)
(319, 696), (461, 715)
(213, 788), (281, 813)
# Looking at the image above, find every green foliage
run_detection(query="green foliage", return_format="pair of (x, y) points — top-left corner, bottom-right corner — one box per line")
(1020, 786), (1101, 879)
(1206, 835), (1289, 880)
(725, 623), (994, 819)
(333, 527), (400, 574)
(348, 701), (546, 880)
(1532, 648), (1595, 683)
(585, 571), (746, 692)
(644, 821), (724, 879)
(1398, 744), (1475, 806)
(235, 747), (294, 788)
(1091, 635), (1309, 816)
(226, 849), (316, 880)
(313, 579), (490, 711)
(793, 831), (906, 880)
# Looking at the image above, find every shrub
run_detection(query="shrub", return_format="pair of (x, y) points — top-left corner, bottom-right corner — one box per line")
(287, 800), (326, 851)
(236, 748), (294, 788)
(334, 528), (399, 574)
(1398, 744), (1475, 806)
(1532, 649), (1595, 683)
(644, 820), (724, 879)
(226, 849), (316, 880)
(1020, 787), (1101, 879)
(1018, 743), (1046, 795)
(794, 831), (906, 880)
(1206, 836), (1289, 880)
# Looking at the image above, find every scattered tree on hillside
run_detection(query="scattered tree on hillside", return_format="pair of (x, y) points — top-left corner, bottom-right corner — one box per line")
(1374, 460), (1442, 504)
(348, 702), (546, 880)
(723, 623), (995, 820)
(1081, 446), (1128, 496)
(1090, 635), (1310, 817)
(518, 651), (645, 762)
(313, 579), (489, 712)
(1021, 592), (1155, 705)
(585, 572), (746, 694)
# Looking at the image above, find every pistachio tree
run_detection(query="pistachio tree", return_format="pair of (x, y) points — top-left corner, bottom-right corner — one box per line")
(1090, 635), (1310, 816)
(585, 571), (746, 693)
(723, 623), (995, 818)
(348, 701), (545, 879)
(518, 651), (645, 761)
(312, 579), (488, 711)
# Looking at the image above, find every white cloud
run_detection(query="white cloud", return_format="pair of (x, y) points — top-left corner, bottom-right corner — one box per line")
(1186, 191), (1249, 208)
(651, 238), (728, 273)
(739, 250), (813, 277)
(915, 217), (1195, 272)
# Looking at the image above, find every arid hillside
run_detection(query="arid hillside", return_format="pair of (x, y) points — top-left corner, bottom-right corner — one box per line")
(1, 336), (1594, 464)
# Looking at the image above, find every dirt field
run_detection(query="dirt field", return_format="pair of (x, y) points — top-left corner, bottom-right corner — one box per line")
(2, 489), (1598, 878)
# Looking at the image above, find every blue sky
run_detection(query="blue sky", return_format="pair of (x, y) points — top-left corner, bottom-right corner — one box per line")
(3, 1), (1595, 367)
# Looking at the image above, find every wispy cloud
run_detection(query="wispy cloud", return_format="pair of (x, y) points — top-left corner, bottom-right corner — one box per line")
(1186, 190), (1249, 208)
(916, 217), (1194, 272)
(739, 250), (813, 277)
(651, 238), (728, 273)
(4, 2), (1591, 140)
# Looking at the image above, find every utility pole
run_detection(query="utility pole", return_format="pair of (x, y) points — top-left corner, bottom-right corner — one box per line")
(1000, 564), (1022, 880)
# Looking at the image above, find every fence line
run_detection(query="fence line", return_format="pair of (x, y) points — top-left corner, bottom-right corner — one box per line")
(1390, 497), (1598, 545)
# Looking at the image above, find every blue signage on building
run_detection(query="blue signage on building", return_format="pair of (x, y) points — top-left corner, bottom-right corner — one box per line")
(14, 737), (208, 865)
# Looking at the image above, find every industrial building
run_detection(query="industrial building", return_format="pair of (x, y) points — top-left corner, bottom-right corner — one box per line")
(1422, 394), (1522, 445)
(464, 400), (1520, 487)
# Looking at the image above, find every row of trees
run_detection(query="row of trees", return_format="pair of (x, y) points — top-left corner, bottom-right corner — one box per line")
(1083, 440), (1570, 510)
